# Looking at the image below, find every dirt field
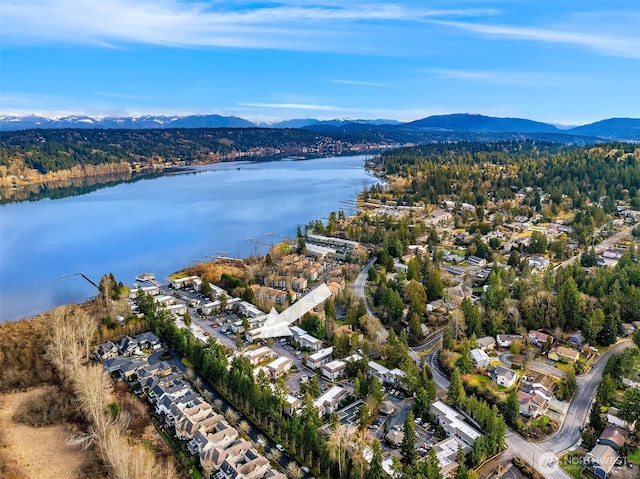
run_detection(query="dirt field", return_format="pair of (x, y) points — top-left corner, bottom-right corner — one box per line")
(0, 388), (88, 479)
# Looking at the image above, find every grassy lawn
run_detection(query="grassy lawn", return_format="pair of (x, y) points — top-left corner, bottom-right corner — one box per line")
(560, 453), (584, 479)
(530, 415), (550, 428)
(555, 362), (574, 373)
(464, 373), (510, 392)
(628, 449), (640, 465)
(181, 357), (194, 368)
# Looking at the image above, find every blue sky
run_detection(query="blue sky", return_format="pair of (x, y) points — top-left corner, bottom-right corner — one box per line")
(1, 0), (639, 125)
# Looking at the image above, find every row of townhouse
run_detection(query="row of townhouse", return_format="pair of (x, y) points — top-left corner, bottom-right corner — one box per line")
(97, 332), (162, 360)
(263, 275), (308, 292)
(99, 335), (285, 479)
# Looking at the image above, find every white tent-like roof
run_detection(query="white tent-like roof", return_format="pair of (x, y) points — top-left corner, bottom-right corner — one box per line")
(248, 283), (332, 339)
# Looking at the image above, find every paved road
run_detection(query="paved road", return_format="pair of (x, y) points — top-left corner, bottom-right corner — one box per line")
(553, 224), (633, 271)
(354, 258), (377, 317)
(537, 340), (633, 454)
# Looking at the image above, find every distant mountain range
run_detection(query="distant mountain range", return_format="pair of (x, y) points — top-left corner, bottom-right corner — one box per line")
(0, 113), (638, 141)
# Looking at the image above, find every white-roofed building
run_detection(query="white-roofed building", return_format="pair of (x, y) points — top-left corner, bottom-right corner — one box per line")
(306, 347), (334, 369)
(471, 348), (490, 369)
(430, 400), (482, 446)
(314, 386), (347, 416)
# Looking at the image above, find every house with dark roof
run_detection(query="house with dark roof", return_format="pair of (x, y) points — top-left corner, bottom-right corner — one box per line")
(598, 424), (626, 451)
(117, 336), (140, 356)
(96, 340), (119, 361)
(135, 331), (161, 350)
(528, 330), (551, 348)
(517, 391), (548, 419)
(496, 334), (522, 348)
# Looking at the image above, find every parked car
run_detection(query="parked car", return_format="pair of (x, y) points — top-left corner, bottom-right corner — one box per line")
(302, 466), (310, 473)
(276, 444), (285, 452)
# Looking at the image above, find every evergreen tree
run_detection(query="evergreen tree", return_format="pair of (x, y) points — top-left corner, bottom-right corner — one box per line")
(557, 277), (583, 330)
(368, 439), (384, 479)
(455, 445), (469, 479)
(401, 411), (417, 467)
(597, 312), (618, 346)
(442, 328), (454, 350)
(506, 390), (520, 426)
(447, 369), (465, 406)
(456, 339), (474, 374)
(589, 399), (604, 433)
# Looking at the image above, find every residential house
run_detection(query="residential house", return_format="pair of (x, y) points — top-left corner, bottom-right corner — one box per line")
(619, 323), (636, 336)
(496, 334), (522, 348)
(432, 437), (469, 478)
(568, 333), (585, 347)
(586, 444), (619, 479)
(314, 386), (347, 416)
(488, 366), (518, 388)
(96, 340), (119, 361)
(321, 359), (347, 381)
(189, 421), (238, 455)
(118, 336), (140, 356)
(606, 407), (636, 431)
(289, 326), (307, 343)
(430, 401), (482, 446)
(306, 347), (334, 369)
(298, 333), (323, 352)
(283, 395), (303, 416)
(292, 277), (308, 292)
(521, 373), (555, 401)
(128, 284), (160, 299)
(103, 357), (146, 379)
(548, 346), (580, 363)
(467, 255), (487, 267)
(622, 373), (640, 390)
(265, 356), (292, 380)
(243, 346), (277, 366)
(470, 348), (490, 369)
(135, 331), (161, 350)
(200, 439), (253, 472)
(528, 330), (551, 348)
(528, 256), (550, 270)
(517, 391), (548, 419)
(388, 368), (407, 388)
(602, 248), (625, 260)
(477, 336), (496, 351)
(368, 361), (390, 384)
(598, 425), (626, 451)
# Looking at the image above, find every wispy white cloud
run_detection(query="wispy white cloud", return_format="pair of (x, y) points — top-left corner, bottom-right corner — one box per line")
(429, 69), (575, 87)
(435, 19), (640, 58)
(238, 102), (342, 111)
(95, 91), (151, 99)
(0, 0), (497, 50)
(330, 79), (390, 87)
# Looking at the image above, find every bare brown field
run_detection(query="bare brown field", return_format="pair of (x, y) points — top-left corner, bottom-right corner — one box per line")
(0, 388), (87, 479)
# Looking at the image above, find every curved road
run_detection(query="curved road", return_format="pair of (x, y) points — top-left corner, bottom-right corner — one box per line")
(354, 258), (377, 318)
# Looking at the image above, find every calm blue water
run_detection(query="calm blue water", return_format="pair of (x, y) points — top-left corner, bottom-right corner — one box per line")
(0, 155), (377, 322)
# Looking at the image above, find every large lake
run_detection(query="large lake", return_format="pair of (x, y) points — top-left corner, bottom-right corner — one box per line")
(0, 155), (378, 322)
